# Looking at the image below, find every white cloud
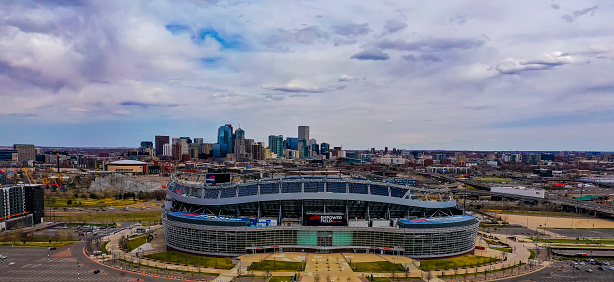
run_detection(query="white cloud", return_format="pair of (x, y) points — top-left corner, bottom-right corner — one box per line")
(459, 63), (498, 80)
(262, 81), (324, 93)
(338, 74), (355, 81)
(496, 52), (588, 74)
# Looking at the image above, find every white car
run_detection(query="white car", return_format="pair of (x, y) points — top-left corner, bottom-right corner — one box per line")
(8, 262), (15, 266)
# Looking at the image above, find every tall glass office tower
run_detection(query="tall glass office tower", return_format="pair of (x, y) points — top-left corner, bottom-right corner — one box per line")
(268, 135), (283, 158)
(217, 125), (233, 156)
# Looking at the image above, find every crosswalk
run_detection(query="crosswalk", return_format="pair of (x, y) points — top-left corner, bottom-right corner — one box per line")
(36, 257), (79, 263)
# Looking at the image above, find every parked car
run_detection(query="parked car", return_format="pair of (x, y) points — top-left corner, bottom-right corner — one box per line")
(586, 268), (593, 273)
(8, 262), (15, 266)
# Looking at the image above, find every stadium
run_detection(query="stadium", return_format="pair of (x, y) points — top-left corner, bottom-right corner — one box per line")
(163, 174), (479, 259)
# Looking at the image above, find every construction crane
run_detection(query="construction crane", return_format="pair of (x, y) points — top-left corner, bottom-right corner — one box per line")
(23, 168), (37, 185)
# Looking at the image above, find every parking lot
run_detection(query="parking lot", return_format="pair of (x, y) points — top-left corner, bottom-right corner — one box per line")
(0, 244), (173, 282)
(502, 260), (614, 282)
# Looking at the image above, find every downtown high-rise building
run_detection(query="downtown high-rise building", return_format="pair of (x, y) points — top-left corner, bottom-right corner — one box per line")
(215, 125), (233, 158)
(13, 144), (35, 162)
(163, 143), (173, 157)
(234, 128), (247, 161)
(298, 126), (309, 141)
(268, 135), (283, 158)
(155, 135), (169, 157)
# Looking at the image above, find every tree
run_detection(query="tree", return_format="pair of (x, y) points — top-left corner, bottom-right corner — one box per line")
(67, 200), (72, 205)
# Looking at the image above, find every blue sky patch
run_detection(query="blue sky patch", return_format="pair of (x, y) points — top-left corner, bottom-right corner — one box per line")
(192, 28), (244, 50)
(165, 24), (191, 35)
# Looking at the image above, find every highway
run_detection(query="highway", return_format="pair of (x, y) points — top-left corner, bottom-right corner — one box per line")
(423, 173), (614, 218)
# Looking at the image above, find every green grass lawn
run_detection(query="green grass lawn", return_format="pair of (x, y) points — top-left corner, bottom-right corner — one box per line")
(491, 247), (512, 253)
(249, 260), (305, 271)
(66, 222), (116, 227)
(419, 255), (499, 271)
(533, 238), (614, 244)
(46, 210), (161, 224)
(0, 240), (79, 247)
(351, 261), (406, 273)
(128, 235), (148, 251)
(529, 250), (536, 259)
(102, 241), (110, 255)
(268, 276), (295, 282)
(145, 251), (235, 269)
(46, 197), (144, 208)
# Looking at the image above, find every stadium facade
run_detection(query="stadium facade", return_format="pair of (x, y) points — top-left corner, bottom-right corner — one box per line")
(163, 174), (478, 258)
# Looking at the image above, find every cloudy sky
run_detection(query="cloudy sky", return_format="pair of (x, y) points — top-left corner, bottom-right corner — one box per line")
(1, 1), (613, 151)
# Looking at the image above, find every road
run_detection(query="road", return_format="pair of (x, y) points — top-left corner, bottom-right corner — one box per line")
(0, 232), (184, 281)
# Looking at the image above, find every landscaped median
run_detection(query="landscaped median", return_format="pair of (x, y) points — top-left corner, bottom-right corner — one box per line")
(249, 260), (305, 271)
(419, 255), (500, 271)
(115, 258), (220, 276)
(127, 234), (149, 252)
(0, 233), (80, 247)
(144, 251), (235, 269)
(351, 261), (406, 272)
(437, 262), (527, 279)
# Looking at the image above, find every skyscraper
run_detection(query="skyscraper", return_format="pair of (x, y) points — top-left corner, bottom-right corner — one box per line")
(321, 143), (330, 154)
(234, 128), (246, 161)
(163, 143), (173, 157)
(155, 135), (169, 157)
(298, 126), (309, 158)
(268, 135), (283, 158)
(298, 126), (309, 141)
(217, 125), (233, 155)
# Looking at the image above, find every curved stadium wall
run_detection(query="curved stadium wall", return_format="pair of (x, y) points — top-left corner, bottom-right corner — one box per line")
(163, 175), (479, 258)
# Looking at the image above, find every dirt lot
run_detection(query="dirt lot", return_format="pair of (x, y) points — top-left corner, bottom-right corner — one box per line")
(496, 213), (614, 230)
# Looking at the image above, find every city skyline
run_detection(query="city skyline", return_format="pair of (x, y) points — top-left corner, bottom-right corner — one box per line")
(1, 1), (613, 151)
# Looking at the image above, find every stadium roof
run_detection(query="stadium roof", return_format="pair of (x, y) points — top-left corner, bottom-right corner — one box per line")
(109, 160), (147, 165)
(398, 215), (475, 225)
(169, 212), (254, 224)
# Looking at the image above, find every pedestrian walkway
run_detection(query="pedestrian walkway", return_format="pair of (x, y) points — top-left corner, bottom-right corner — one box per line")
(427, 231), (540, 280)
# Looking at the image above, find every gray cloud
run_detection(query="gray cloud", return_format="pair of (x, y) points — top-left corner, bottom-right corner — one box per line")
(550, 4), (560, 10)
(562, 5), (599, 23)
(332, 37), (357, 46)
(350, 48), (390, 61)
(2, 113), (38, 117)
(587, 85), (614, 92)
(449, 14), (468, 25)
(332, 23), (370, 37)
(573, 5), (599, 17)
(376, 37), (484, 51)
(119, 101), (181, 108)
(496, 52), (585, 74)
(0, 62), (67, 91)
(263, 26), (329, 47)
(403, 54), (443, 62)
(561, 14), (574, 23)
(262, 82), (346, 93)
(383, 20), (407, 33)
